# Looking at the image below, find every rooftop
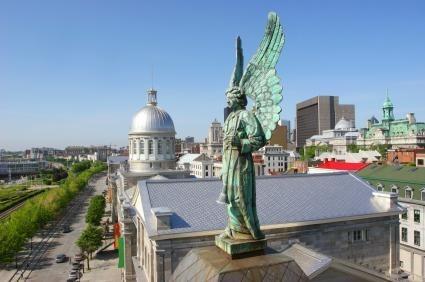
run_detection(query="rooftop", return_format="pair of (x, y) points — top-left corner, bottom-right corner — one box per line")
(133, 172), (403, 238)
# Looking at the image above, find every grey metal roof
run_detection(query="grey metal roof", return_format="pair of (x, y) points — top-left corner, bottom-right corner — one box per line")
(137, 172), (403, 237)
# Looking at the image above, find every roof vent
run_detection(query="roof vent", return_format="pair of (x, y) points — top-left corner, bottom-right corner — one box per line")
(151, 207), (173, 230)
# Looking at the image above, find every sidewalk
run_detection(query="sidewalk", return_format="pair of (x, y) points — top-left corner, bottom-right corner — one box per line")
(80, 243), (121, 282)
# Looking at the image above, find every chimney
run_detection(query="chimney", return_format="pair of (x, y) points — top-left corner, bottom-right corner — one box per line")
(151, 207), (173, 230)
(406, 113), (416, 125)
(373, 191), (398, 210)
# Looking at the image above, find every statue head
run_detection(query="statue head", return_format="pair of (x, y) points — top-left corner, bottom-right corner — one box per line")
(226, 86), (247, 110)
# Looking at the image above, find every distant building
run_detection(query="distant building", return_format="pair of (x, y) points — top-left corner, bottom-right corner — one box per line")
(358, 165), (425, 281)
(200, 119), (223, 157)
(387, 148), (425, 165)
(358, 96), (425, 149)
(190, 153), (214, 178)
(281, 119), (291, 142)
(176, 153), (200, 171)
(305, 117), (359, 155)
(65, 145), (111, 161)
(27, 147), (63, 159)
(0, 160), (48, 178)
(269, 124), (288, 149)
(258, 145), (289, 175)
(296, 96), (355, 148)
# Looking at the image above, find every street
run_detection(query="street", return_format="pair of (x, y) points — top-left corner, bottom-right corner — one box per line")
(2, 173), (117, 282)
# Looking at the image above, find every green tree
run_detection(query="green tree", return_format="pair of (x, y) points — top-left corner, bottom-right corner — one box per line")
(347, 144), (359, 153)
(76, 225), (103, 270)
(86, 196), (106, 226)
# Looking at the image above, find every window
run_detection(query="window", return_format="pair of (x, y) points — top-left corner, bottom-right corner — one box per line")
(401, 227), (407, 242)
(132, 140), (137, 154)
(405, 188), (412, 199)
(418, 159), (424, 166)
(348, 229), (368, 242)
(205, 171), (208, 177)
(402, 211), (408, 220)
(414, 231), (420, 246)
(414, 209), (421, 223)
(148, 140), (153, 155)
(158, 140), (162, 154)
(166, 140), (171, 154)
(376, 183), (384, 192)
(140, 140), (144, 154)
(421, 189), (425, 201)
(391, 185), (398, 194)
(353, 230), (362, 241)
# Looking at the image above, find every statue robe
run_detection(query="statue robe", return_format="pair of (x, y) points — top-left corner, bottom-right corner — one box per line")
(222, 109), (266, 240)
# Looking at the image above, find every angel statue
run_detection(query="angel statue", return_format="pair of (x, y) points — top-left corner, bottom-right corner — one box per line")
(217, 12), (285, 241)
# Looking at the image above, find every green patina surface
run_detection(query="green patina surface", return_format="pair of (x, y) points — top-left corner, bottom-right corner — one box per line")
(215, 236), (267, 257)
(217, 12), (284, 242)
(362, 95), (425, 139)
(357, 164), (425, 200)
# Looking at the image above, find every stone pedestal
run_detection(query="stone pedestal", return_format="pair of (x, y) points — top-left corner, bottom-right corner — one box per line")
(215, 236), (267, 259)
(172, 246), (308, 282)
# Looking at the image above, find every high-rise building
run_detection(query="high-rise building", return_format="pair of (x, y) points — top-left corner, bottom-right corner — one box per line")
(296, 96), (355, 148)
(281, 119), (291, 142)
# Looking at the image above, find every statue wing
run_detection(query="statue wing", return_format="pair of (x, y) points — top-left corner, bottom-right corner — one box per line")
(240, 12), (285, 140)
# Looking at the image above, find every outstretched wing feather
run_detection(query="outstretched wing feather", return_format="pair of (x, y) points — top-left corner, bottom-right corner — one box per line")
(240, 12), (284, 141)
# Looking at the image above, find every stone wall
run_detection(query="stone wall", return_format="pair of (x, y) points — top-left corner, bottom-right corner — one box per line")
(140, 215), (399, 281)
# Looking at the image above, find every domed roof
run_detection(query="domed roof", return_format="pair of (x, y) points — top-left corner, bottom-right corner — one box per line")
(130, 89), (175, 134)
(335, 117), (352, 130)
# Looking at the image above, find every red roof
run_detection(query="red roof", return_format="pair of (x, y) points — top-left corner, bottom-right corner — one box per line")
(317, 161), (368, 172)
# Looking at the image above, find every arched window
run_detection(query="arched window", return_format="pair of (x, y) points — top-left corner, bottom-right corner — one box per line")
(158, 140), (162, 154)
(148, 140), (153, 155)
(140, 140), (144, 155)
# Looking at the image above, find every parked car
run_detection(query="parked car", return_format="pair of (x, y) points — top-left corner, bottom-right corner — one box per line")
(62, 225), (72, 233)
(74, 253), (84, 261)
(71, 262), (82, 271)
(55, 254), (67, 263)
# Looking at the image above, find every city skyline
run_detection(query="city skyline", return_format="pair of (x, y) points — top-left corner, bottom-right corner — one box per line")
(1, 0), (424, 150)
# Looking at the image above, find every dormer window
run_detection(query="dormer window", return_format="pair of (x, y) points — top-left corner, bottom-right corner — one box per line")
(376, 183), (384, 192)
(391, 185), (399, 194)
(421, 188), (425, 201)
(405, 186), (413, 199)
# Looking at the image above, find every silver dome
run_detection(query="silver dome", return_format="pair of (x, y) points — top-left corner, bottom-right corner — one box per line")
(130, 105), (175, 134)
(334, 117), (352, 130)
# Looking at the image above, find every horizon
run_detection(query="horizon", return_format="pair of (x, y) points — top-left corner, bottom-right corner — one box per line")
(1, 0), (424, 151)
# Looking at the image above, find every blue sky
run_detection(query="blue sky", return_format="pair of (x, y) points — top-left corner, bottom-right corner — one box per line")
(1, 0), (424, 150)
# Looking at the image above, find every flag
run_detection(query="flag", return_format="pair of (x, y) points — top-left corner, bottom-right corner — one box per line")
(117, 237), (125, 268)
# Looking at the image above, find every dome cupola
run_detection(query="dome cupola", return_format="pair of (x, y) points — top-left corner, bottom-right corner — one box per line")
(130, 89), (175, 134)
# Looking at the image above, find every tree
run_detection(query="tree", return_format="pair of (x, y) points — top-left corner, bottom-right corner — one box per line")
(86, 196), (106, 226)
(76, 225), (103, 270)
(347, 144), (359, 153)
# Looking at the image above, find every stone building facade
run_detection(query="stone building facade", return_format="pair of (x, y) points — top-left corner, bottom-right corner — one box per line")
(358, 96), (425, 149)
(114, 173), (403, 281)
